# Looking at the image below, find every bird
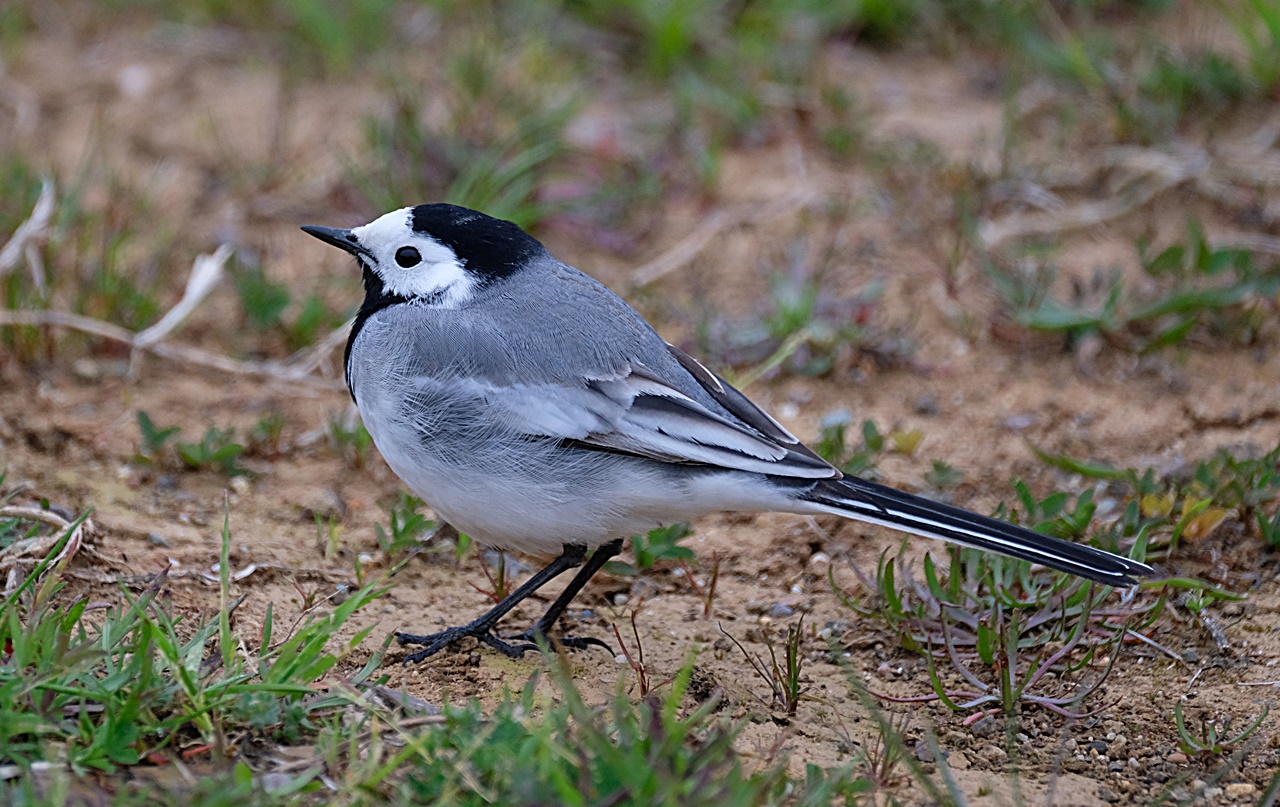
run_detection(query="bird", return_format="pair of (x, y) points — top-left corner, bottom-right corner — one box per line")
(302, 204), (1153, 664)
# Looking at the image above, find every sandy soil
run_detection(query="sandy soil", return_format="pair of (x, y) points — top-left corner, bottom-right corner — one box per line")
(2, 10), (1279, 805)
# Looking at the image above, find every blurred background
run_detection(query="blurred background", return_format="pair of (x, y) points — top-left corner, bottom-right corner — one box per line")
(2, 2), (1280, 802)
(2, 0), (1277, 381)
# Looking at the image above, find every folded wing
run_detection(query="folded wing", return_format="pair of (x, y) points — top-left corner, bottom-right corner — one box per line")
(417, 353), (839, 480)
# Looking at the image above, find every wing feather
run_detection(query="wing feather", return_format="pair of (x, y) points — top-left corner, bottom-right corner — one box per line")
(412, 361), (839, 480)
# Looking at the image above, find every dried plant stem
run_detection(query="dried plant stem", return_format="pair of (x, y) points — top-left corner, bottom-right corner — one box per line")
(0, 505), (91, 595)
(626, 188), (820, 290)
(0, 308), (343, 390)
(0, 178), (54, 293)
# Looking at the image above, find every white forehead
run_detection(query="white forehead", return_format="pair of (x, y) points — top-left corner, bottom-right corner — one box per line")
(351, 207), (473, 307)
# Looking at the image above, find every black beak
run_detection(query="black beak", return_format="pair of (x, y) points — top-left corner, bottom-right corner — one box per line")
(301, 225), (372, 259)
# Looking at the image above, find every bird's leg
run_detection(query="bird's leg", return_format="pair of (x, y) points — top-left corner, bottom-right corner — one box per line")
(398, 544), (587, 663)
(511, 538), (623, 652)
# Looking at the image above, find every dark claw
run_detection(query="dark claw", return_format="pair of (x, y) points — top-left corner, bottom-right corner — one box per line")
(480, 633), (539, 657)
(396, 626), (612, 664)
(554, 635), (613, 652)
(395, 631), (436, 646)
(397, 627), (520, 663)
(510, 629), (613, 654)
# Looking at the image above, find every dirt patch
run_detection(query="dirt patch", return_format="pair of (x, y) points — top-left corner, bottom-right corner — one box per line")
(3, 8), (1280, 804)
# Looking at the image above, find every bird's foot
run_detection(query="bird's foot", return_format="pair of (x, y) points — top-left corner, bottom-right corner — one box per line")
(509, 627), (612, 654)
(397, 626), (535, 663)
(396, 626), (612, 664)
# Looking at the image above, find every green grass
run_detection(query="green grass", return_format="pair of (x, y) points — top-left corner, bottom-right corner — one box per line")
(327, 413), (373, 470)
(0, 148), (191, 364)
(811, 417), (925, 480)
(1174, 700), (1270, 758)
(837, 543), (1148, 719)
(133, 411), (181, 466)
(0, 509), (388, 787)
(231, 260), (349, 353)
(5, 1), (1280, 802)
(374, 492), (434, 556)
(100, 0), (403, 77)
(0, 505), (891, 806)
(603, 522), (694, 577)
(835, 438), (1276, 722)
(764, 0), (1274, 146)
(358, 658), (873, 807)
(353, 20), (581, 230)
(721, 617), (810, 718)
(1221, 0), (1280, 93)
(175, 428), (248, 477)
(986, 221), (1280, 353)
(132, 412), (252, 478)
(1031, 438), (1280, 556)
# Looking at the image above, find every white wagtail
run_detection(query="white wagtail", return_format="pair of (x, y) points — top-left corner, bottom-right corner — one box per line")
(302, 204), (1153, 663)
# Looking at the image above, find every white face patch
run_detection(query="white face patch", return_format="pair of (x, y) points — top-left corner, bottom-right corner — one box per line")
(351, 207), (476, 308)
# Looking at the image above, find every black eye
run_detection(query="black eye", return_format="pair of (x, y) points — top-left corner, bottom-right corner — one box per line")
(395, 246), (421, 268)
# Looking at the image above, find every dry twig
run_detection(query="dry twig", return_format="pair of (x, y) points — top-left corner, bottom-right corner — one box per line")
(0, 178), (54, 294)
(0, 505), (92, 596)
(626, 188), (821, 290)
(981, 114), (1280, 249)
(0, 187), (347, 389)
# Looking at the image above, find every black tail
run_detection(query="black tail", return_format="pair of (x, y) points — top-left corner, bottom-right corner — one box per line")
(806, 477), (1153, 586)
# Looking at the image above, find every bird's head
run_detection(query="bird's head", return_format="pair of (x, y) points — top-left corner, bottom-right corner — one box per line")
(302, 204), (542, 308)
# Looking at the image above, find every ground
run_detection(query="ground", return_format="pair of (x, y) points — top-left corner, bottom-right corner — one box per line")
(2, 3), (1279, 805)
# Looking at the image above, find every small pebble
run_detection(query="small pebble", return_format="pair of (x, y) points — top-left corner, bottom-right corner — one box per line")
(613, 594), (629, 606)
(1222, 601), (1243, 617)
(259, 773), (294, 793)
(72, 358), (102, 381)
(1167, 752), (1188, 765)
(912, 393), (939, 416)
(820, 409), (852, 429)
(1225, 783), (1257, 799)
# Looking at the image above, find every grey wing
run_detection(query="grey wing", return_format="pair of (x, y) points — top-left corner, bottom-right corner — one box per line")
(662, 343), (835, 469)
(412, 357), (840, 480)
